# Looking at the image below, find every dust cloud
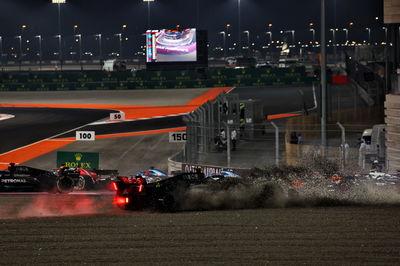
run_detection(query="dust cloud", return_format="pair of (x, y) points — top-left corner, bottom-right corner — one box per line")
(0, 194), (116, 220)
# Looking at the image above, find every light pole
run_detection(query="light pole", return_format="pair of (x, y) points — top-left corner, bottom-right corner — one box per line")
(52, 0), (66, 70)
(237, 0), (241, 56)
(143, 0), (154, 29)
(309, 29), (315, 45)
(226, 24), (231, 54)
(16, 36), (22, 71)
(267, 23), (273, 45)
(52, 0), (66, 33)
(343, 28), (349, 45)
(266, 31), (272, 44)
(383, 26), (388, 93)
(35, 35), (42, 70)
(55, 34), (62, 69)
(284, 30), (295, 45)
(75, 34), (82, 62)
(348, 22), (354, 44)
(122, 24), (127, 32)
(219, 31), (226, 59)
(73, 24), (78, 34)
(321, 0), (327, 152)
(115, 33), (122, 57)
(330, 28), (337, 63)
(72, 25), (78, 58)
(20, 25), (27, 39)
(291, 30), (295, 45)
(243, 30), (250, 56)
(365, 27), (371, 45)
(95, 34), (102, 60)
(0, 36), (3, 66)
(20, 25), (27, 57)
(382, 26), (388, 44)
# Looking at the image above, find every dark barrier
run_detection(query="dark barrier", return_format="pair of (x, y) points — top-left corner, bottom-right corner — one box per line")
(0, 67), (315, 91)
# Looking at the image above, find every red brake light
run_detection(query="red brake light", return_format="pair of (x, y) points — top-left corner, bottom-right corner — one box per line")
(112, 182), (118, 191)
(114, 196), (129, 205)
(138, 184), (143, 192)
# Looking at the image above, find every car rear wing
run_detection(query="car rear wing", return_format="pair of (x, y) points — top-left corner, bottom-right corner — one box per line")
(93, 169), (119, 176)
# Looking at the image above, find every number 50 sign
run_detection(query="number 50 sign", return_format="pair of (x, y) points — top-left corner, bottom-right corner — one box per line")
(110, 112), (125, 121)
(169, 132), (187, 143)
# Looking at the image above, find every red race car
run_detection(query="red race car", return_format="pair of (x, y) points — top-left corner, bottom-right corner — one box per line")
(55, 166), (118, 193)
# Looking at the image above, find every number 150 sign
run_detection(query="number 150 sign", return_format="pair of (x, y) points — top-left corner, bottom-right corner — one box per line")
(169, 132), (187, 143)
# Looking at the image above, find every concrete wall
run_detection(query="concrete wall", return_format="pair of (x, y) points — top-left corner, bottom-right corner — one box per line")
(385, 94), (400, 173)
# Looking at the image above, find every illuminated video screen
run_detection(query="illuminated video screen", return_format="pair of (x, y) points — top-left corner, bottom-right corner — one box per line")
(146, 28), (197, 63)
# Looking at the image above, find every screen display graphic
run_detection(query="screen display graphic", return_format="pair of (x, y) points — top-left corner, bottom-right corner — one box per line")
(146, 28), (197, 63)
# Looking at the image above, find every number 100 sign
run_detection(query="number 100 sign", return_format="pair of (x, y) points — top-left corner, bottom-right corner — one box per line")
(76, 131), (95, 141)
(169, 132), (187, 143)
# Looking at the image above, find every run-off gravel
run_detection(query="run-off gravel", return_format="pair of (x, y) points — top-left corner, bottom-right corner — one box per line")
(0, 206), (399, 265)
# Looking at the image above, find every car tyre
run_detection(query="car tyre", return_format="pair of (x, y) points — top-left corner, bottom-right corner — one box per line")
(56, 176), (75, 193)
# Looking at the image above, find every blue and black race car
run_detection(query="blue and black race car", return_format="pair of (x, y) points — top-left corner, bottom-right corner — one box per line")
(113, 171), (204, 211)
(112, 169), (284, 212)
(207, 170), (242, 180)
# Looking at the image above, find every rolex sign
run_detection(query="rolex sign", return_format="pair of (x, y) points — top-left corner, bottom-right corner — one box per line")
(56, 151), (99, 169)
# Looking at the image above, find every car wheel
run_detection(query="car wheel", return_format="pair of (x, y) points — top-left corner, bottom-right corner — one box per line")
(160, 194), (177, 212)
(74, 176), (86, 191)
(56, 176), (74, 193)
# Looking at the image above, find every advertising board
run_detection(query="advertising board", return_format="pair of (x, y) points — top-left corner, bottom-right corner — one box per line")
(146, 29), (197, 63)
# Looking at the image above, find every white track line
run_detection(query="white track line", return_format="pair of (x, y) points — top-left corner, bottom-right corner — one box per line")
(0, 114), (15, 121)
(89, 112), (191, 125)
(0, 117), (108, 157)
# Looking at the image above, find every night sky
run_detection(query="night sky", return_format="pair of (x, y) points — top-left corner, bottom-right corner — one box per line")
(0, 0), (383, 36)
(0, 0), (385, 59)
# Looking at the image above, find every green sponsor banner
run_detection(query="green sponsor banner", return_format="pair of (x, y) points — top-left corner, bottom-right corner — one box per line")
(57, 151), (99, 169)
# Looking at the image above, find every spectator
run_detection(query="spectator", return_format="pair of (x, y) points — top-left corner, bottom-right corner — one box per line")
(290, 132), (298, 144)
(340, 143), (350, 164)
(231, 129), (238, 151)
(220, 129), (227, 145)
(297, 134), (303, 144)
(358, 139), (367, 168)
(195, 168), (205, 180)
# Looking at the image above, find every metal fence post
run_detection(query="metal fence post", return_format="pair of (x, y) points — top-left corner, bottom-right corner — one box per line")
(222, 122), (231, 168)
(337, 122), (346, 170)
(205, 101), (212, 153)
(226, 124), (231, 168)
(192, 111), (200, 163)
(271, 122), (279, 166)
(210, 100), (215, 145)
(182, 116), (189, 163)
(197, 106), (205, 153)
